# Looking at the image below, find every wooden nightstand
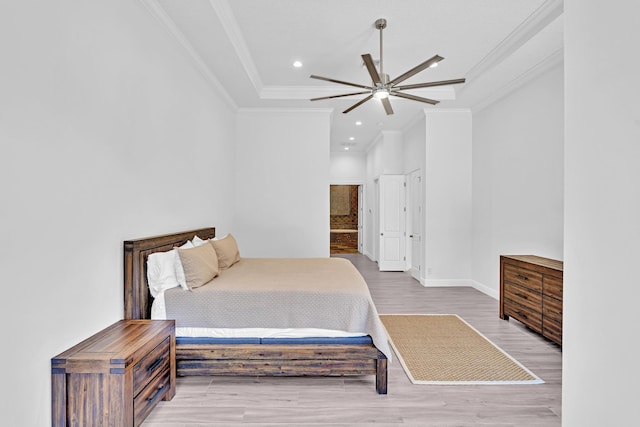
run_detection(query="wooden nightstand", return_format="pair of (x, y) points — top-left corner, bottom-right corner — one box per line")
(51, 320), (175, 427)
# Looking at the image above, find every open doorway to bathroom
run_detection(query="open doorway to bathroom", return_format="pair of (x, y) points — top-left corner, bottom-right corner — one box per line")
(330, 185), (360, 254)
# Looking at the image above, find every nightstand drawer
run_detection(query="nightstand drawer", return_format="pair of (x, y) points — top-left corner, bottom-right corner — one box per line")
(133, 336), (171, 396)
(504, 264), (542, 292)
(134, 363), (171, 426)
(52, 320), (175, 427)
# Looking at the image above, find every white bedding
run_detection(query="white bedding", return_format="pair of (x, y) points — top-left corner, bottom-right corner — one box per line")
(152, 292), (366, 339)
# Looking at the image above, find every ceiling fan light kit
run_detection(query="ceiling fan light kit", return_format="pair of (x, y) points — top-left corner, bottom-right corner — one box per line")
(310, 18), (466, 115)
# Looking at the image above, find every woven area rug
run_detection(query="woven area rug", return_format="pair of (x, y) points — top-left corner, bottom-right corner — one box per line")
(380, 314), (544, 385)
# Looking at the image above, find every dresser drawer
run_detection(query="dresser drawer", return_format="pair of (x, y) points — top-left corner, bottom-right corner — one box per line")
(504, 264), (542, 292)
(543, 295), (562, 323)
(504, 282), (542, 312)
(134, 363), (171, 427)
(134, 336), (171, 396)
(543, 275), (563, 300)
(504, 300), (542, 333)
(543, 318), (562, 345)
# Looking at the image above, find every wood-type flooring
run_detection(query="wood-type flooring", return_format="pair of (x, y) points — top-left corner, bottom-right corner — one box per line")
(330, 241), (359, 254)
(142, 254), (562, 426)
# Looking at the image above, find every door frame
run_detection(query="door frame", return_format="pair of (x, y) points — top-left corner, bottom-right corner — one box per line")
(329, 182), (366, 255)
(405, 169), (423, 281)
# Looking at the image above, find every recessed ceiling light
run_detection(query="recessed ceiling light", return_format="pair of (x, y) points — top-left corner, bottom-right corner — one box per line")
(344, 147), (349, 150)
(355, 121), (362, 126)
(292, 60), (303, 68)
(349, 137), (355, 141)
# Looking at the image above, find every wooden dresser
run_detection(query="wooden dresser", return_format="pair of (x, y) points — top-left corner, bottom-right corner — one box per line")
(52, 320), (175, 427)
(499, 255), (563, 345)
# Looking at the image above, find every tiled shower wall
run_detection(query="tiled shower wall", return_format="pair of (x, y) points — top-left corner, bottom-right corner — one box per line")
(330, 185), (359, 229)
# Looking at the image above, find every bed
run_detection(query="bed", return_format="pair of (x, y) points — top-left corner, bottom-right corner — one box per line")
(123, 227), (389, 394)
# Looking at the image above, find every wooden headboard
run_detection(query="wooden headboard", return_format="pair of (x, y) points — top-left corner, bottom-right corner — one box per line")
(123, 227), (216, 320)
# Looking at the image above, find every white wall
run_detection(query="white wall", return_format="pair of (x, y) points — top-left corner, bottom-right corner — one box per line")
(329, 151), (366, 183)
(0, 2), (237, 425)
(471, 65), (564, 297)
(381, 131), (404, 174)
(424, 110), (473, 285)
(234, 109), (331, 258)
(403, 114), (427, 280)
(563, 2), (640, 425)
(363, 133), (384, 258)
(363, 130), (406, 261)
(403, 114), (427, 175)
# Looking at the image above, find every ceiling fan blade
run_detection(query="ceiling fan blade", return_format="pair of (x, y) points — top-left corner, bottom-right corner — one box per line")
(310, 91), (371, 101)
(310, 75), (372, 90)
(394, 78), (466, 91)
(381, 97), (394, 115)
(362, 54), (382, 85)
(391, 91), (440, 105)
(387, 54), (444, 86)
(343, 95), (374, 114)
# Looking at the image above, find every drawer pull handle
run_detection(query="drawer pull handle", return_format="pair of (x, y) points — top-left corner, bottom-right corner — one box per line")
(148, 384), (165, 403)
(148, 357), (165, 373)
(516, 274), (529, 280)
(515, 292), (528, 300)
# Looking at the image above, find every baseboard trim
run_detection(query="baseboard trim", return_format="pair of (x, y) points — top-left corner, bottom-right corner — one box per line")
(470, 280), (499, 300)
(422, 279), (498, 301)
(422, 279), (475, 288)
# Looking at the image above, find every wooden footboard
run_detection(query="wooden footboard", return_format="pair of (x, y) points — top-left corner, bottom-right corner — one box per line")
(176, 343), (388, 394)
(123, 228), (388, 394)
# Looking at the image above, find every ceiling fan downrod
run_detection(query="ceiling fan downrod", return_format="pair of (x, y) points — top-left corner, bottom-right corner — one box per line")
(375, 18), (386, 80)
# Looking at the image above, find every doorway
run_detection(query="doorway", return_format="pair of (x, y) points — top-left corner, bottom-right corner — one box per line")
(330, 185), (360, 254)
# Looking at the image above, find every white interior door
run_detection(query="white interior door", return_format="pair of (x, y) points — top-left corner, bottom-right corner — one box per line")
(378, 175), (406, 271)
(408, 170), (423, 281)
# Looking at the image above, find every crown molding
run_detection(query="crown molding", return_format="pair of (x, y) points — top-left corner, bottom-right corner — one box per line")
(208, 0), (264, 94)
(237, 107), (334, 115)
(138, 0), (237, 110)
(471, 47), (563, 113)
(461, 0), (563, 93)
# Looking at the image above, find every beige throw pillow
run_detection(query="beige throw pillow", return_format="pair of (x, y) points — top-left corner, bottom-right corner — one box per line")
(210, 234), (241, 270)
(176, 242), (219, 290)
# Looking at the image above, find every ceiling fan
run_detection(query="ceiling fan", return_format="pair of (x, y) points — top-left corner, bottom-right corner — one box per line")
(310, 18), (466, 115)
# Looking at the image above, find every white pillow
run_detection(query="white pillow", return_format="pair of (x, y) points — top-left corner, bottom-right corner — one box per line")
(147, 250), (179, 298)
(175, 240), (194, 290)
(191, 235), (207, 246)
